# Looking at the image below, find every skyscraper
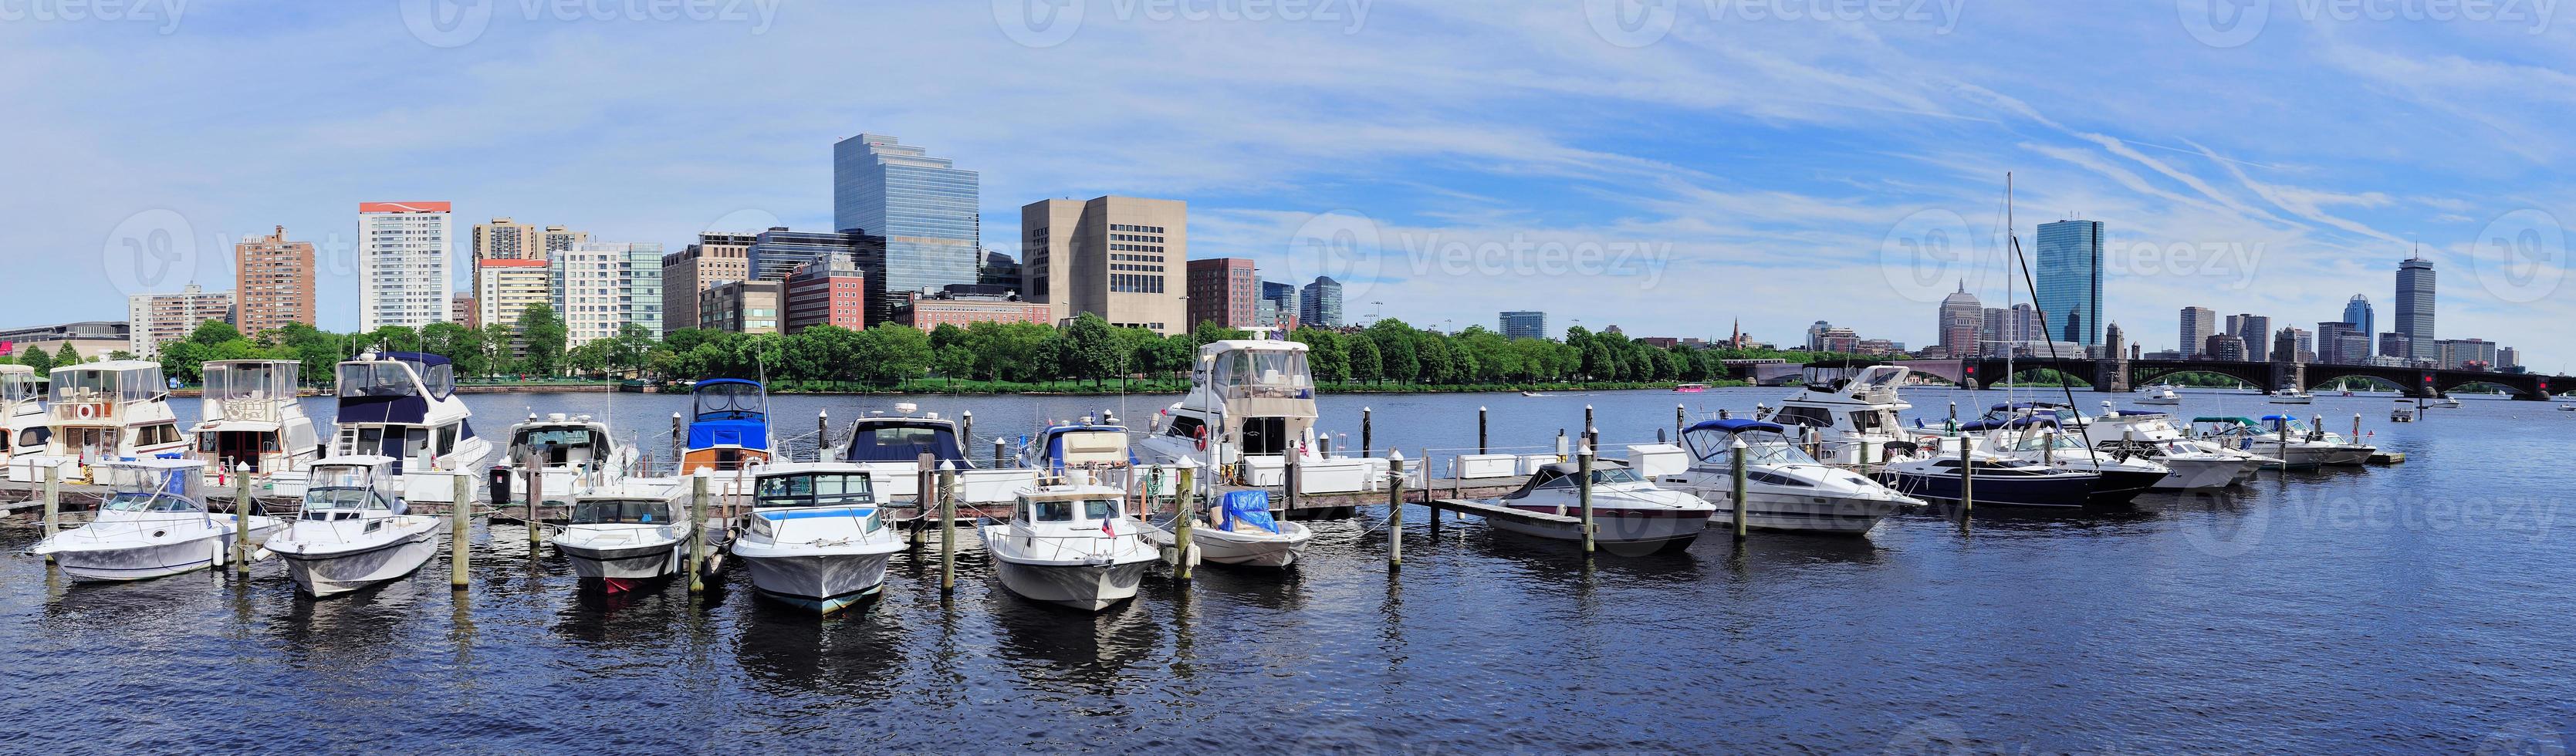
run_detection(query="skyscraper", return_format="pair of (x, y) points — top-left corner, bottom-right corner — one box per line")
(833, 133), (981, 308)
(1300, 276), (1342, 327)
(1499, 311), (1547, 339)
(2341, 295), (2373, 343)
(661, 231), (756, 336)
(1937, 283), (1982, 356)
(2225, 314), (2270, 362)
(233, 225), (314, 336)
(2395, 254), (2436, 363)
(472, 217), (539, 261)
(1022, 196), (1189, 334)
(2179, 305), (2216, 358)
(127, 283), (235, 356)
(2034, 219), (2104, 346)
(357, 201), (452, 332)
(549, 241), (664, 348)
(475, 258), (549, 338)
(2317, 322), (2358, 364)
(1185, 258), (1257, 329)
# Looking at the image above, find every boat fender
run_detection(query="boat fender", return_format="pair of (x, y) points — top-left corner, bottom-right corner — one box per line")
(75, 403), (98, 420)
(1193, 426), (1209, 451)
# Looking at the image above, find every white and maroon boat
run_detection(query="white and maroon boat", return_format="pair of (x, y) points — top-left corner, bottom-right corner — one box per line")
(1487, 459), (1716, 553)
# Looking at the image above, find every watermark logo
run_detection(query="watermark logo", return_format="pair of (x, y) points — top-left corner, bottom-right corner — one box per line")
(0, 0), (187, 34)
(2172, 490), (2270, 558)
(2103, 239), (2266, 289)
(2473, 720), (2570, 755)
(1878, 208), (1983, 304)
(1883, 715), (1974, 754)
(101, 209), (201, 298)
(1282, 210), (1384, 309)
(993, 0), (1374, 48)
(1395, 232), (1675, 290)
(2470, 209), (2568, 305)
(401, 0), (780, 48)
(2177, 0), (2269, 47)
(1584, 0), (1682, 48)
(1585, 0), (1965, 48)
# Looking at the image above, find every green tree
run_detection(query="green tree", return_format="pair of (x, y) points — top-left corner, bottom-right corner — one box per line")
(515, 304), (568, 376)
(189, 320), (243, 346)
(19, 346), (52, 375)
(1347, 336), (1383, 383)
(1060, 313), (1123, 384)
(54, 343), (80, 367)
(856, 325), (931, 384)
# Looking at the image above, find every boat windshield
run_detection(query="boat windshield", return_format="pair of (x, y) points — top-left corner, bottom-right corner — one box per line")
(337, 363), (420, 398)
(693, 382), (765, 421)
(514, 427), (597, 450)
(54, 366), (161, 404)
(1683, 430), (1819, 466)
(2002, 434), (2086, 453)
(205, 363), (296, 402)
(1210, 349), (1313, 399)
(303, 487), (392, 511)
(570, 498), (672, 525)
(2, 372), (38, 403)
(1537, 467), (1645, 488)
(755, 472), (873, 508)
(101, 492), (194, 512)
(1026, 498), (1121, 523)
(845, 423), (965, 464)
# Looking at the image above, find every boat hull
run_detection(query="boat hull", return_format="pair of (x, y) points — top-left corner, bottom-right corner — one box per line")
(992, 559), (1153, 611)
(2149, 458), (2244, 491)
(35, 518), (278, 582)
(1493, 506), (1711, 551)
(556, 541), (685, 582)
(275, 525), (441, 596)
(738, 552), (894, 614)
(1878, 471), (2099, 508)
(1702, 489), (1905, 535)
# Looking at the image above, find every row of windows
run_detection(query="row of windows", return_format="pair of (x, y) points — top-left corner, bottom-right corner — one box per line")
(1110, 274), (1166, 294)
(1111, 224), (1165, 234)
(1111, 264), (1165, 273)
(1111, 233), (1163, 243)
(1111, 244), (1165, 253)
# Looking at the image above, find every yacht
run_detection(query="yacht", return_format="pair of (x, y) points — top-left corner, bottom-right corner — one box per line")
(2135, 385), (2182, 406)
(1974, 403), (2245, 491)
(2191, 416), (2371, 469)
(681, 378), (772, 473)
(2392, 400), (2417, 422)
(326, 352), (492, 479)
(982, 482), (1161, 611)
(2268, 390), (2315, 405)
(1968, 417), (2170, 501)
(1020, 414), (1140, 487)
(1138, 339), (1327, 470)
(187, 359), (321, 481)
(262, 456), (443, 596)
(549, 479), (694, 593)
(490, 412), (641, 505)
(0, 364), (47, 462)
(2433, 397), (2464, 409)
(25, 458), (282, 580)
(1756, 365), (1915, 467)
(840, 403), (975, 505)
(1145, 488), (1315, 567)
(731, 462), (907, 613)
(1875, 450), (2104, 508)
(22, 361), (189, 481)
(1668, 419), (1921, 535)
(2259, 414), (2375, 466)
(1488, 459), (1716, 552)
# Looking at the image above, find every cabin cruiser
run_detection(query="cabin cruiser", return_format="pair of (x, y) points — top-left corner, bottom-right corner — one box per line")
(1668, 419), (1920, 535)
(16, 361), (189, 482)
(1967, 418), (2170, 501)
(1020, 415), (1139, 486)
(982, 482), (1161, 610)
(326, 352), (492, 481)
(1139, 339), (1327, 471)
(730, 462), (907, 613)
(0, 364), (47, 463)
(2257, 414), (2374, 466)
(1756, 365), (1914, 467)
(2268, 390), (2314, 405)
(24, 458), (282, 580)
(2433, 397), (2464, 409)
(2392, 400), (2418, 422)
(2191, 416), (2371, 469)
(681, 378), (772, 473)
(549, 479), (693, 593)
(1875, 447), (2106, 508)
(1146, 488), (1315, 567)
(262, 456), (442, 596)
(2135, 384), (2182, 406)
(490, 412), (641, 505)
(1488, 459), (1716, 552)
(840, 403), (975, 505)
(1968, 403), (2245, 491)
(188, 359), (320, 481)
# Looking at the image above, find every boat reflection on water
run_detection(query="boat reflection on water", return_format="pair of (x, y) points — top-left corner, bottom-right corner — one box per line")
(731, 603), (911, 700)
(269, 575), (432, 661)
(986, 589), (1165, 697)
(552, 582), (693, 644)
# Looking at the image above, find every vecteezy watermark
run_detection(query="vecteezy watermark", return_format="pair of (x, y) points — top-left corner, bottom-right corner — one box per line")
(992, 0), (1373, 49)
(1280, 210), (1386, 306)
(2179, 0), (2561, 48)
(1584, 0), (1966, 49)
(400, 0), (780, 49)
(1394, 232), (1676, 291)
(2102, 239), (2267, 289)
(2470, 208), (2568, 305)
(1878, 208), (1989, 304)
(0, 0), (188, 33)
(101, 209), (201, 298)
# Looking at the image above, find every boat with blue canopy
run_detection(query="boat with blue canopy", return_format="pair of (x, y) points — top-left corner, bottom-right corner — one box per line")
(682, 378), (772, 473)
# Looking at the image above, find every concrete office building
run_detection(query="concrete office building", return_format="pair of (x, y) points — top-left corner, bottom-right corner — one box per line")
(700, 279), (783, 335)
(2179, 306), (2217, 358)
(127, 283), (236, 356)
(1023, 195), (1189, 334)
(475, 259), (552, 336)
(2395, 255), (2436, 362)
(472, 217), (539, 261)
(551, 241), (662, 348)
(661, 231), (756, 337)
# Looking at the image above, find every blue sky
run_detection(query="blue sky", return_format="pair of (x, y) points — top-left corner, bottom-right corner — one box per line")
(4, 1), (2571, 369)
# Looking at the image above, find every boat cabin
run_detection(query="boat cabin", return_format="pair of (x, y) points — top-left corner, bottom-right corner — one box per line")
(330, 353), (481, 476)
(2, 365), (48, 457)
(300, 456), (404, 518)
(752, 467), (876, 509)
(1501, 460), (1644, 501)
(1152, 340), (1320, 463)
(1681, 419), (1824, 471)
(95, 457), (208, 511)
(684, 378), (771, 471)
(1009, 488), (1134, 532)
(843, 415), (973, 467)
(1030, 421), (1136, 473)
(509, 415), (619, 468)
(193, 359), (319, 474)
(570, 494), (678, 525)
(46, 361), (186, 463)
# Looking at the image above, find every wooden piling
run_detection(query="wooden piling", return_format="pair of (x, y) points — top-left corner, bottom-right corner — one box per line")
(992, 437), (1008, 468)
(1386, 451), (1405, 568)
(688, 472), (708, 592)
(938, 461), (957, 593)
(40, 466), (58, 565)
(525, 450), (543, 549)
(1175, 464), (1196, 581)
(1362, 407), (1373, 457)
(1957, 434), (1974, 515)
(816, 410), (831, 463)
(1576, 445), (1595, 554)
(670, 412), (684, 474)
(1584, 404), (1594, 442)
(1478, 406), (1489, 454)
(1729, 438), (1748, 541)
(1283, 458), (1300, 516)
(232, 464), (253, 576)
(451, 471), (472, 589)
(911, 452), (932, 547)
(1676, 403), (1687, 440)
(960, 410), (974, 455)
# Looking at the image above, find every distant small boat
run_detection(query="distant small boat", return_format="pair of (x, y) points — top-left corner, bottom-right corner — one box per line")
(1673, 383), (1708, 393)
(1520, 390), (1550, 398)
(2391, 400), (2416, 423)
(2135, 385), (2182, 406)
(2267, 390), (2314, 404)
(2434, 397), (2463, 409)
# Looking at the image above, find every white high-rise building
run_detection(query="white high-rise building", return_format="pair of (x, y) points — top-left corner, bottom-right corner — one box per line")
(357, 201), (454, 331)
(551, 241), (664, 349)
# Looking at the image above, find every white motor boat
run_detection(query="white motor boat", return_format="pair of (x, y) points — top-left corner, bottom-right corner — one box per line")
(1138, 339), (1330, 470)
(982, 483), (1161, 611)
(0, 364), (48, 463)
(1875, 449), (2105, 508)
(1756, 365), (1915, 467)
(2191, 416), (2371, 469)
(187, 359), (321, 483)
(2064, 404), (2255, 489)
(18, 361), (191, 482)
(1669, 419), (1920, 535)
(549, 479), (693, 593)
(2135, 385), (2182, 406)
(2268, 390), (2315, 405)
(24, 458), (282, 581)
(1972, 420), (2171, 502)
(732, 462), (907, 614)
(1146, 488), (1314, 567)
(490, 411), (642, 504)
(2256, 414), (2375, 466)
(2391, 400), (2418, 423)
(325, 352), (494, 490)
(2434, 397), (2464, 409)
(1021, 415), (1141, 488)
(839, 403), (978, 505)
(1487, 458), (1716, 552)
(262, 456), (442, 596)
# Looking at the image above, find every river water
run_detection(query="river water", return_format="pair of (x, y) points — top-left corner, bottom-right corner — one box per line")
(5, 386), (2571, 753)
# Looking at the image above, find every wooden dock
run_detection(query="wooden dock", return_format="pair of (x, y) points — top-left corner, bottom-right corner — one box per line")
(1424, 498), (1580, 525)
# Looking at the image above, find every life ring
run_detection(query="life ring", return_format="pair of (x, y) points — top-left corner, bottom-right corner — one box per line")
(75, 403), (98, 420)
(1193, 426), (1209, 451)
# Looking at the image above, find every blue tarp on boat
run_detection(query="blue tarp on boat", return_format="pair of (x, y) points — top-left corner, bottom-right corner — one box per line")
(1216, 490), (1279, 534)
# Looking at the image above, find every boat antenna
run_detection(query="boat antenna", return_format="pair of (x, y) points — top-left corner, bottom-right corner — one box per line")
(2003, 172), (2104, 468)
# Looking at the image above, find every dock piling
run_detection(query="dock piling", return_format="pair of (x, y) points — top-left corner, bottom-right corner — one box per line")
(1676, 403), (1686, 441)
(1556, 429), (1569, 461)
(688, 471), (708, 592)
(938, 461), (957, 593)
(1957, 434), (1974, 516)
(1362, 407), (1373, 457)
(992, 437), (1007, 468)
(40, 467), (58, 565)
(1576, 445), (1595, 554)
(960, 411), (973, 455)
(1283, 457), (1300, 517)
(1387, 451), (1405, 569)
(816, 410), (831, 462)
(451, 471), (471, 589)
(233, 464), (252, 576)
(1175, 463), (1196, 580)
(911, 453), (933, 548)
(670, 412), (684, 474)
(525, 450), (543, 549)
(1730, 438), (1748, 541)
(1478, 406), (1489, 455)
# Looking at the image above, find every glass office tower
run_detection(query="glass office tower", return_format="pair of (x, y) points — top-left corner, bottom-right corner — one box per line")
(2395, 255), (2436, 362)
(2033, 220), (2104, 346)
(832, 133), (980, 323)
